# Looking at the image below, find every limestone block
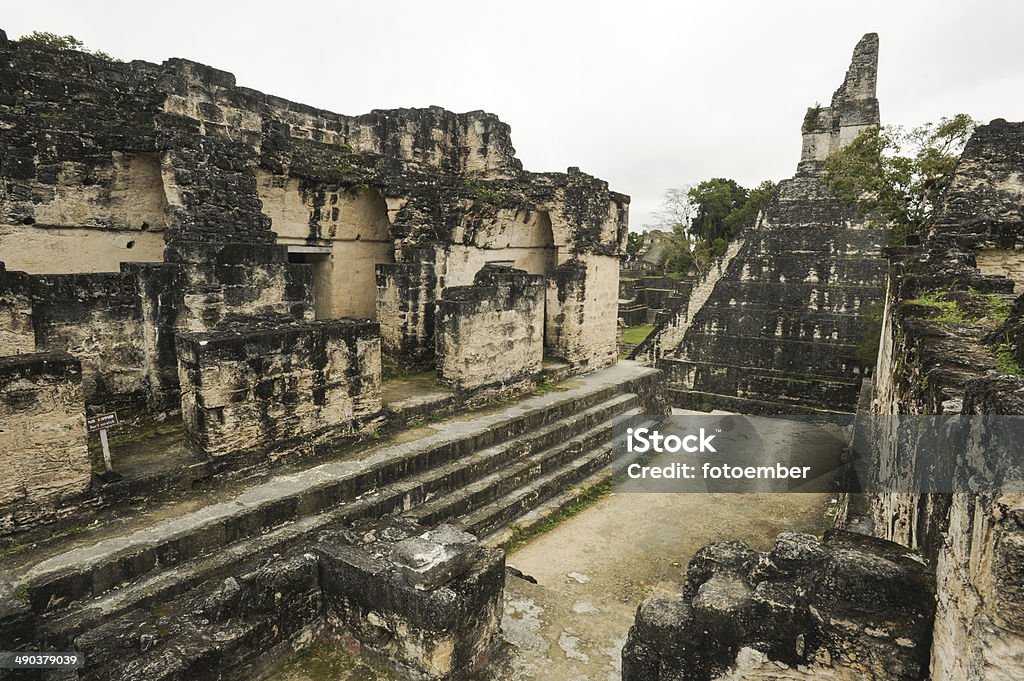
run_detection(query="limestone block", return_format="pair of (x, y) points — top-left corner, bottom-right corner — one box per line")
(436, 265), (545, 392)
(318, 519), (504, 680)
(622, 530), (934, 681)
(0, 352), (90, 517)
(176, 319), (382, 460)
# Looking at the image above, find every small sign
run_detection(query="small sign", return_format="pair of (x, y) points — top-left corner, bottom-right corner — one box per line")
(86, 412), (119, 433)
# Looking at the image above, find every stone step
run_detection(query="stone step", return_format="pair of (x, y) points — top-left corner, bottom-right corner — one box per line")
(406, 406), (640, 528)
(7, 363), (660, 640)
(457, 445), (613, 539)
(668, 388), (854, 416)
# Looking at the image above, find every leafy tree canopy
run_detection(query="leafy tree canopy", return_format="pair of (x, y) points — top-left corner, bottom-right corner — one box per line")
(823, 114), (976, 244)
(647, 178), (775, 276)
(625, 231), (645, 258)
(21, 31), (117, 61)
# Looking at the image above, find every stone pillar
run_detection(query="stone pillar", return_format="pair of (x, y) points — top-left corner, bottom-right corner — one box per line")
(176, 319), (382, 460)
(318, 519), (504, 679)
(0, 352), (91, 530)
(436, 265), (544, 392)
(546, 256), (618, 370)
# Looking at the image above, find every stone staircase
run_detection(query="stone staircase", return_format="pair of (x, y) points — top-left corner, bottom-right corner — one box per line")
(631, 238), (745, 364)
(1, 362), (660, 663)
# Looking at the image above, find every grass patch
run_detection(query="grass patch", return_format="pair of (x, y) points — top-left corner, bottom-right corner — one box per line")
(983, 293), (1012, 326)
(382, 369), (436, 383)
(532, 380), (568, 395)
(620, 324), (655, 345)
(994, 341), (1022, 376)
(907, 291), (964, 324)
(504, 479), (612, 553)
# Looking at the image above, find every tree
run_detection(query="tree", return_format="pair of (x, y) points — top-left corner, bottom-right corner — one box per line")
(688, 178), (748, 242)
(625, 231), (645, 259)
(823, 114), (977, 244)
(21, 31), (116, 61)
(648, 179), (776, 277)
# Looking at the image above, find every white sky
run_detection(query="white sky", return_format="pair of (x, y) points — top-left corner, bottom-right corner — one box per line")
(4, 1), (1022, 230)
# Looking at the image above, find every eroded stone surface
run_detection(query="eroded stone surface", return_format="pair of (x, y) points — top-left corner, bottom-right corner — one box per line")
(622, 531), (934, 681)
(844, 118), (1024, 681)
(635, 34), (887, 414)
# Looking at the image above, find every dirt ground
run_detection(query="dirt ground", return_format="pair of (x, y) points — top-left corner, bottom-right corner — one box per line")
(488, 490), (832, 681)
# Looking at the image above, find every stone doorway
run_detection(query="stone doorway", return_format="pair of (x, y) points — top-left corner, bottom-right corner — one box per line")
(287, 246), (332, 320)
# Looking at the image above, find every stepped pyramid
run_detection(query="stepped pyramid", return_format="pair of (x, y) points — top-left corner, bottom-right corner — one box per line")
(638, 34), (888, 414)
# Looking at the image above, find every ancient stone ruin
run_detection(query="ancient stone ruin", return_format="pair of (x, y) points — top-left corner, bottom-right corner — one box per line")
(621, 45), (1024, 679)
(0, 26), (629, 531)
(0, 27), (659, 680)
(634, 34), (888, 415)
(1, 24), (1023, 681)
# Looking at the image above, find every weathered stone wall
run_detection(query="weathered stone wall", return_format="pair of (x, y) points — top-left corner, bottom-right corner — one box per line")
(0, 264), (34, 355)
(0, 264), (151, 409)
(622, 531), (934, 681)
(0, 352), (91, 529)
(319, 520), (504, 679)
(257, 177), (395, 319)
(176, 319), (382, 460)
(0, 31), (628, 383)
(637, 34), (886, 414)
(376, 248), (441, 371)
(163, 242), (315, 333)
(546, 256), (619, 368)
(436, 266), (545, 392)
(847, 119), (1024, 681)
(28, 272), (149, 410)
(55, 518), (504, 681)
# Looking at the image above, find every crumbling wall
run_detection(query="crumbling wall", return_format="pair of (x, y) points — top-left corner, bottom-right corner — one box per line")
(0, 32), (628, 394)
(436, 266), (545, 392)
(847, 119), (1024, 681)
(376, 248), (441, 371)
(546, 257), (618, 368)
(318, 521), (504, 679)
(257, 176), (395, 319)
(176, 319), (382, 460)
(622, 531), (934, 681)
(0, 352), (91, 530)
(163, 242), (315, 333)
(0, 264), (34, 355)
(28, 272), (149, 409)
(35, 518), (504, 681)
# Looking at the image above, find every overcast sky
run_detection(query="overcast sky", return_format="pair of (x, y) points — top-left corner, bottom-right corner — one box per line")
(4, 1), (1022, 230)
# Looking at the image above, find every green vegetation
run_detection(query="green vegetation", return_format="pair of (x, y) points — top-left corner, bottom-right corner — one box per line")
(462, 178), (506, 203)
(855, 301), (885, 365)
(21, 31), (118, 61)
(803, 103), (825, 129)
(532, 380), (569, 395)
(649, 178), (775, 276)
(823, 114), (977, 245)
(621, 324), (655, 345)
(907, 291), (965, 324)
(982, 292), (1012, 326)
(994, 342), (1022, 376)
(906, 288), (1022, 376)
(277, 640), (395, 680)
(626, 231), (645, 258)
